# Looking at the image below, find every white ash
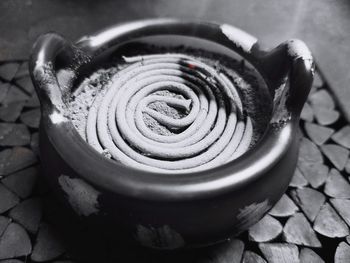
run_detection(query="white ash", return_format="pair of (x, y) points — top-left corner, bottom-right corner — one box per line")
(68, 50), (272, 168)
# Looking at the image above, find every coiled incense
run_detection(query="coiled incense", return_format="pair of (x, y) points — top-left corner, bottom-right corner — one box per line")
(85, 54), (253, 173)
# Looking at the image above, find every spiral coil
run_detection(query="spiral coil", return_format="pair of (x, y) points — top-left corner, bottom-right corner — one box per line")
(85, 54), (253, 173)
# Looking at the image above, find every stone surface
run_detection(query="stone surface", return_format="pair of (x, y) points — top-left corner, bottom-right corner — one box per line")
(14, 62), (29, 79)
(304, 122), (334, 145)
(314, 203), (349, 238)
(332, 125), (350, 149)
(259, 243), (299, 263)
(24, 93), (40, 108)
(0, 83), (10, 105)
(324, 168), (350, 199)
(0, 184), (19, 214)
(268, 194), (298, 217)
(242, 251), (267, 263)
(297, 162), (328, 188)
(283, 213), (321, 247)
(31, 223), (66, 262)
(321, 144), (349, 170)
(0, 123), (30, 146)
(20, 108), (41, 129)
(298, 138), (323, 164)
(15, 76), (34, 94)
(309, 89), (335, 109)
(345, 159), (350, 174)
(334, 242), (350, 263)
(1, 86), (29, 105)
(289, 168), (308, 188)
(299, 248), (325, 263)
(9, 198), (42, 234)
(0, 63), (19, 82)
(0, 217), (11, 237)
(330, 198), (350, 227)
(248, 214), (283, 242)
(313, 107), (340, 126)
(291, 187), (325, 222)
(301, 103), (314, 122)
(0, 147), (37, 176)
(0, 102), (24, 122)
(0, 223), (32, 259)
(1, 166), (38, 199)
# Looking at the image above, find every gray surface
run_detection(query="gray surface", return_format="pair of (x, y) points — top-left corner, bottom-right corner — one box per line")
(0, 0), (349, 119)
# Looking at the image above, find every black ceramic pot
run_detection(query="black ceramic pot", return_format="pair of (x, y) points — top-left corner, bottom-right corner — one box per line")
(29, 19), (314, 250)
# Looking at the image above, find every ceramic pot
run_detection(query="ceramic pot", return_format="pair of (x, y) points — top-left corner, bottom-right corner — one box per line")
(29, 19), (314, 250)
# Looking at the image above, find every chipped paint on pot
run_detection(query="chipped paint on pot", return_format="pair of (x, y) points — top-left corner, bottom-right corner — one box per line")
(287, 39), (313, 61)
(270, 79), (291, 125)
(135, 225), (185, 249)
(50, 111), (67, 124)
(286, 39), (314, 75)
(58, 175), (100, 216)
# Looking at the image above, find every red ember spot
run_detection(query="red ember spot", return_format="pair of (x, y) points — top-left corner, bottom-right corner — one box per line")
(188, 63), (195, 69)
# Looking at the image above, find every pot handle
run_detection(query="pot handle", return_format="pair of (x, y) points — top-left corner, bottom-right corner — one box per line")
(29, 33), (89, 111)
(258, 39), (314, 121)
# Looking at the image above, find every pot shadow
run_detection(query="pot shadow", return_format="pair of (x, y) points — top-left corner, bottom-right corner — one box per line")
(42, 190), (233, 263)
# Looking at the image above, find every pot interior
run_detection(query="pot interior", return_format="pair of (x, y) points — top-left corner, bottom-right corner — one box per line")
(58, 33), (273, 174)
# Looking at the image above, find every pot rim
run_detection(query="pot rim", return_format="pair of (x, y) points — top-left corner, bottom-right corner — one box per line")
(30, 18), (314, 201)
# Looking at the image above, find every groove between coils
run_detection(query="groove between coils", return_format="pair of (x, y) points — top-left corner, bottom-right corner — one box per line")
(85, 54), (253, 173)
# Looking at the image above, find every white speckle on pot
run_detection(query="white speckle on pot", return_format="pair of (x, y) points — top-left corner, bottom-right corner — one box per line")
(33, 62), (55, 94)
(236, 199), (270, 231)
(58, 175), (100, 216)
(221, 24), (258, 53)
(57, 68), (75, 94)
(270, 80), (291, 124)
(287, 39), (313, 61)
(135, 224), (185, 249)
(50, 111), (67, 124)
(33, 61), (67, 112)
